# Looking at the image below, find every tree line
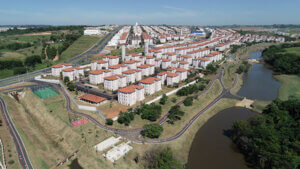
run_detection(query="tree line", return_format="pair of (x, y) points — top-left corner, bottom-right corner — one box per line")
(262, 43), (300, 74)
(231, 97), (300, 169)
(0, 26), (84, 36)
(0, 42), (32, 51)
(0, 55), (42, 75)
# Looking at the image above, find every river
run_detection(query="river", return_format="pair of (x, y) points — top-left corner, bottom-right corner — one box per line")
(187, 51), (281, 169)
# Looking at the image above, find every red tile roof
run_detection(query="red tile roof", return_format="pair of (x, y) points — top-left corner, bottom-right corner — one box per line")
(90, 70), (103, 75)
(176, 68), (187, 72)
(118, 85), (144, 94)
(139, 77), (161, 84)
(80, 94), (106, 103)
(62, 67), (74, 72)
(167, 72), (179, 77)
(52, 64), (63, 68)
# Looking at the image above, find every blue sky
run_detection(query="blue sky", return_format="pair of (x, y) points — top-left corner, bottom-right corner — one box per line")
(0, 0), (299, 25)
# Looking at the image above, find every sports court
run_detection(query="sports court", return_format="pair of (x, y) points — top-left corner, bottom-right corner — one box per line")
(33, 87), (58, 98)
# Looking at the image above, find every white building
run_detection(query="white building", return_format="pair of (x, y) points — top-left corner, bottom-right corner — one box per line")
(51, 63), (72, 77)
(139, 77), (162, 95)
(104, 74), (126, 91)
(84, 27), (101, 35)
(118, 85), (145, 106)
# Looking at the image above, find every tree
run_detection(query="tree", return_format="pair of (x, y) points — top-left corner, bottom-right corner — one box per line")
(159, 94), (168, 105)
(183, 97), (193, 106)
(67, 82), (75, 91)
(46, 46), (57, 60)
(145, 148), (184, 169)
(13, 67), (26, 75)
(106, 118), (113, 125)
(168, 105), (185, 124)
(142, 124), (163, 138)
(63, 76), (70, 84)
(231, 98), (300, 169)
(140, 103), (162, 121)
(24, 55), (42, 67)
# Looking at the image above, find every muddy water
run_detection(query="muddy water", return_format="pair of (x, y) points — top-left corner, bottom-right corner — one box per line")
(186, 107), (257, 169)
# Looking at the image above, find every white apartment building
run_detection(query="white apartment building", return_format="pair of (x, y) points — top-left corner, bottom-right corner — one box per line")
(91, 60), (109, 70)
(176, 68), (188, 81)
(139, 77), (162, 95)
(104, 74), (126, 91)
(161, 59), (171, 69)
(157, 72), (180, 86)
(118, 85), (145, 106)
(51, 63), (72, 77)
(103, 55), (120, 66)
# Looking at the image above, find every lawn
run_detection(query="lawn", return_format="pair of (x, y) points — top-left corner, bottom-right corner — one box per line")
(274, 74), (300, 100)
(60, 35), (101, 62)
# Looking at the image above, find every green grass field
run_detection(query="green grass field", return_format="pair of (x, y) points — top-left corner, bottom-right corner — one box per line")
(274, 74), (300, 100)
(60, 35), (101, 62)
(283, 47), (300, 56)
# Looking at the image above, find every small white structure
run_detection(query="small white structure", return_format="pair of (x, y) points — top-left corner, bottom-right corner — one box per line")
(103, 142), (133, 163)
(94, 136), (121, 152)
(84, 27), (101, 35)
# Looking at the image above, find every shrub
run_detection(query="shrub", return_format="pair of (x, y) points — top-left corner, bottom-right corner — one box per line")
(183, 97), (193, 106)
(106, 118), (113, 125)
(142, 124), (163, 138)
(159, 94), (168, 105)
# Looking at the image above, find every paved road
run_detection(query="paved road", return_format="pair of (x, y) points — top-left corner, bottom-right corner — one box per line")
(0, 97), (33, 169)
(0, 65), (241, 169)
(0, 27), (121, 87)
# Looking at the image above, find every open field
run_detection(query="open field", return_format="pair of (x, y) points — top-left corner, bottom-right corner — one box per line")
(60, 35), (101, 62)
(274, 74), (300, 100)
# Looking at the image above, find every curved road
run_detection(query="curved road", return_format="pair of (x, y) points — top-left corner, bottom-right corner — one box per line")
(0, 97), (33, 169)
(0, 66), (240, 169)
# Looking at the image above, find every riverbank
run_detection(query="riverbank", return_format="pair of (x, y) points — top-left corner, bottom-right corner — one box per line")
(274, 74), (300, 100)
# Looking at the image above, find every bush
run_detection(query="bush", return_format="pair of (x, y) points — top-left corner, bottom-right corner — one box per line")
(106, 118), (113, 125)
(171, 97), (177, 103)
(117, 111), (135, 126)
(63, 76), (70, 84)
(13, 67), (26, 75)
(8, 160), (14, 165)
(183, 97), (193, 106)
(145, 148), (184, 169)
(140, 103), (162, 121)
(159, 94), (168, 105)
(67, 82), (75, 91)
(142, 124), (163, 138)
(168, 105), (185, 124)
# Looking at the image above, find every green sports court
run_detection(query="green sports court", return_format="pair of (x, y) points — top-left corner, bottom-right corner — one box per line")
(33, 87), (58, 98)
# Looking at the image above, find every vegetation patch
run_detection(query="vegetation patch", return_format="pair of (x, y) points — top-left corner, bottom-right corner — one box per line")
(231, 98), (300, 169)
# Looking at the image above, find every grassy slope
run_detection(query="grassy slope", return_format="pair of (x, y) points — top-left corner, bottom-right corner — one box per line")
(60, 35), (101, 62)
(274, 74), (300, 100)
(2, 89), (113, 169)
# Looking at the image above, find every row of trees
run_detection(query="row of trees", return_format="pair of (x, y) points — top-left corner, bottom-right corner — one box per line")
(262, 43), (300, 74)
(231, 97), (300, 169)
(0, 26), (84, 36)
(0, 42), (32, 51)
(176, 77), (209, 96)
